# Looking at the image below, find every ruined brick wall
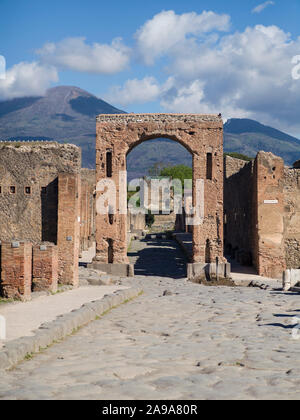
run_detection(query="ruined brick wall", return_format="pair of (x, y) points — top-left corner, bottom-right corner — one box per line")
(32, 243), (58, 293)
(224, 152), (287, 278)
(253, 152), (286, 278)
(80, 169), (96, 251)
(0, 241), (32, 300)
(224, 156), (255, 265)
(0, 142), (81, 243)
(283, 167), (300, 269)
(96, 113), (224, 265)
(57, 173), (81, 287)
(127, 212), (146, 232)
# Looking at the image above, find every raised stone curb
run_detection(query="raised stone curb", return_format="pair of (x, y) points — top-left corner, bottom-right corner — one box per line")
(0, 286), (143, 371)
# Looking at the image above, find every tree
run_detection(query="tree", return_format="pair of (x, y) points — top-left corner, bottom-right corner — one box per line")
(160, 164), (192, 186)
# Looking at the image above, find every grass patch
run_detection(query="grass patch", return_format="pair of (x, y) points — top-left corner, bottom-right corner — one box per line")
(95, 290), (144, 321)
(0, 297), (15, 305)
(24, 353), (33, 361)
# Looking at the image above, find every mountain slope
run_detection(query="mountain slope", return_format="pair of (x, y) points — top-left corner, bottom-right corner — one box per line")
(223, 119), (300, 164)
(0, 87), (299, 171)
(0, 86), (124, 167)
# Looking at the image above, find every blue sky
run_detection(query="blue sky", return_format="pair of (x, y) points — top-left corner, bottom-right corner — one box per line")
(1, 0), (300, 135)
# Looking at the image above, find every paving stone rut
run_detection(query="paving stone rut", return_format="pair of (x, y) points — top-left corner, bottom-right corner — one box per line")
(0, 237), (300, 400)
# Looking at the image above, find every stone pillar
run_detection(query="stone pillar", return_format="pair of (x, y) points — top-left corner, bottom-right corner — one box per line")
(92, 149), (133, 276)
(253, 152), (286, 278)
(192, 152), (206, 263)
(57, 173), (81, 287)
(80, 179), (89, 253)
(32, 243), (58, 293)
(191, 143), (225, 263)
(0, 241), (32, 300)
(94, 113), (225, 278)
(188, 131), (226, 280)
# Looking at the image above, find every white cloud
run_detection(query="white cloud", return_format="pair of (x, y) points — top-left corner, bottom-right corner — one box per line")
(252, 1), (275, 14)
(0, 55), (6, 80)
(159, 24), (300, 133)
(37, 37), (130, 74)
(0, 61), (58, 100)
(135, 10), (230, 65)
(106, 23), (300, 134)
(104, 76), (161, 105)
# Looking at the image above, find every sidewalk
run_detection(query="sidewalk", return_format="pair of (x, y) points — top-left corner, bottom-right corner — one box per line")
(0, 284), (127, 349)
(173, 232), (281, 288)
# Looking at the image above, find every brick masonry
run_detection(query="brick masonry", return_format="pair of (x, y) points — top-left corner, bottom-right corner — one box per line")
(95, 113), (225, 266)
(32, 244), (58, 293)
(57, 173), (81, 287)
(0, 142), (87, 292)
(224, 155), (255, 265)
(0, 142), (81, 243)
(224, 151), (300, 277)
(0, 241), (32, 300)
(80, 169), (96, 253)
(254, 152), (286, 278)
(283, 167), (300, 269)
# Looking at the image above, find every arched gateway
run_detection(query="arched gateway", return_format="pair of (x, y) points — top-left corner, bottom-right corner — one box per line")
(91, 113), (230, 280)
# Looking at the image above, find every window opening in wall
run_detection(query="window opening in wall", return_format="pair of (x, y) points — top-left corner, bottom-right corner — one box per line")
(109, 206), (114, 225)
(205, 239), (211, 263)
(107, 238), (114, 263)
(25, 186), (31, 195)
(10, 186), (16, 194)
(106, 151), (112, 178)
(206, 153), (212, 180)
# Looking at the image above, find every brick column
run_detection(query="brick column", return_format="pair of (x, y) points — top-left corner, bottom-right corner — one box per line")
(80, 179), (89, 252)
(32, 243), (58, 293)
(0, 241), (32, 300)
(253, 152), (286, 278)
(57, 173), (80, 287)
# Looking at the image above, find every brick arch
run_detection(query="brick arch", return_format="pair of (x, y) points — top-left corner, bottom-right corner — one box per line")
(126, 133), (194, 156)
(94, 113), (226, 279)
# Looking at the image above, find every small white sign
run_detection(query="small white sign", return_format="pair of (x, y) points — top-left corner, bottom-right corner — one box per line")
(264, 200), (278, 204)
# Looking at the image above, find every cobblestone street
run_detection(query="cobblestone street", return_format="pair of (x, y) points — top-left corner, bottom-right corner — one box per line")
(0, 238), (300, 400)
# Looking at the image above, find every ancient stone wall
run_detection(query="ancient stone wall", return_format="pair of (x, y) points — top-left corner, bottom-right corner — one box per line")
(0, 142), (81, 243)
(224, 152), (299, 277)
(0, 142), (83, 291)
(127, 212), (146, 233)
(253, 152), (286, 278)
(80, 169), (96, 252)
(95, 113), (224, 267)
(224, 156), (255, 265)
(57, 173), (81, 287)
(32, 243), (58, 293)
(0, 241), (32, 300)
(283, 167), (300, 269)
